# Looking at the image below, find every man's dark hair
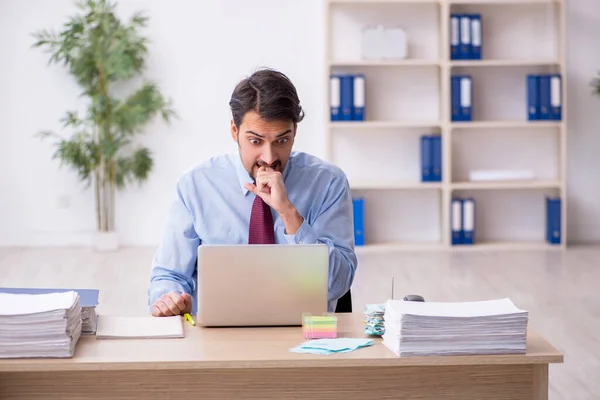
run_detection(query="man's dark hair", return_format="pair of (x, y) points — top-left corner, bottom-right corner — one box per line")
(229, 68), (305, 128)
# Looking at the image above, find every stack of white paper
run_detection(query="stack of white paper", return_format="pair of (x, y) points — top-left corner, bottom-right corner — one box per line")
(0, 291), (82, 358)
(382, 298), (529, 357)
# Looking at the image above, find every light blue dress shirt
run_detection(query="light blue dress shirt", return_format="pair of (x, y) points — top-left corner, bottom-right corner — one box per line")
(148, 151), (358, 313)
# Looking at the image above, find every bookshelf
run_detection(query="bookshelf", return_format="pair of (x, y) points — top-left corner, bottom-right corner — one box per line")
(324, 0), (566, 252)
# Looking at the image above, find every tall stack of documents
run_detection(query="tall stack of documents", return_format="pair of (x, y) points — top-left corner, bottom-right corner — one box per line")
(0, 291), (82, 358)
(382, 298), (529, 357)
(0, 288), (99, 334)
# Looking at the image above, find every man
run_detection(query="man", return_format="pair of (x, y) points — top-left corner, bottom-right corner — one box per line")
(148, 68), (357, 317)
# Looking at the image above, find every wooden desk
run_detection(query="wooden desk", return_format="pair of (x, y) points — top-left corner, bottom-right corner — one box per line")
(0, 313), (563, 400)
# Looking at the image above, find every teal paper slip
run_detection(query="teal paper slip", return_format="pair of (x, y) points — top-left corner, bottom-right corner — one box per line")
(289, 338), (374, 355)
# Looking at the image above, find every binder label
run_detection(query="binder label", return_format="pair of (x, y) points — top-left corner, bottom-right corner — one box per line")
(354, 76), (365, 108)
(463, 200), (474, 231)
(551, 76), (561, 107)
(471, 19), (481, 46)
(461, 17), (470, 44)
(460, 77), (472, 107)
(451, 17), (459, 45)
(452, 201), (462, 231)
(330, 77), (340, 108)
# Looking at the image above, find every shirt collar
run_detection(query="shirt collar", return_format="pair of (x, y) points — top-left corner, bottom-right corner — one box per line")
(233, 151), (294, 196)
(234, 152), (254, 196)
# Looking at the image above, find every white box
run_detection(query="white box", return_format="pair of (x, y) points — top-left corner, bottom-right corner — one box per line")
(362, 25), (407, 60)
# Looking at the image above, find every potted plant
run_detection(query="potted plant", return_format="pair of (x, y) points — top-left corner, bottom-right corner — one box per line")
(32, 0), (175, 251)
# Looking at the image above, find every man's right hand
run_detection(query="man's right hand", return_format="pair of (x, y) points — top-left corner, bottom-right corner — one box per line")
(151, 291), (192, 317)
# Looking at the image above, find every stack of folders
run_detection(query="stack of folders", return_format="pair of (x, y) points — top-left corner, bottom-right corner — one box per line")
(0, 287), (99, 334)
(451, 197), (475, 245)
(363, 303), (386, 336)
(330, 74), (365, 121)
(382, 298), (529, 357)
(0, 291), (82, 358)
(450, 13), (482, 60)
(527, 74), (562, 121)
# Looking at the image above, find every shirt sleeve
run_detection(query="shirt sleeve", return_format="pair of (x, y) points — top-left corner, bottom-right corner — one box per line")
(148, 176), (200, 310)
(283, 173), (357, 303)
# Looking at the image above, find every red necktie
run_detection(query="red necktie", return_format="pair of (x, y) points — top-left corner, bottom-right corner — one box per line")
(248, 195), (275, 244)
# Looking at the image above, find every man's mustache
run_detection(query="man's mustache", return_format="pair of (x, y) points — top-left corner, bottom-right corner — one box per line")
(256, 161), (281, 170)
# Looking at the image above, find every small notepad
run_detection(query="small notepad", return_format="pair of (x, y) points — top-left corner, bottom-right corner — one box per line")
(96, 315), (184, 339)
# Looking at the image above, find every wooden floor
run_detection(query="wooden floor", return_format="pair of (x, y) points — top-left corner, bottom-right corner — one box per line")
(1, 245), (598, 399)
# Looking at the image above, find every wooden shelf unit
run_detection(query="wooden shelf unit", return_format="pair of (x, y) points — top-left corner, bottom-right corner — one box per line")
(324, 0), (567, 252)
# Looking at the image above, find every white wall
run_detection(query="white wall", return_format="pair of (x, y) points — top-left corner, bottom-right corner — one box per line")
(0, 0), (599, 247)
(0, 0), (326, 246)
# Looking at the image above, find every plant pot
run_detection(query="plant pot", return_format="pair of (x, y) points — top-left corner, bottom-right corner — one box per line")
(94, 231), (119, 252)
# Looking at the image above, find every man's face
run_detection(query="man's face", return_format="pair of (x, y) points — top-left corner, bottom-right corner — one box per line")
(230, 111), (296, 179)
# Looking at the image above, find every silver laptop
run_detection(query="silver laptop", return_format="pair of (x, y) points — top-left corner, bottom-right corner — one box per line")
(196, 244), (329, 327)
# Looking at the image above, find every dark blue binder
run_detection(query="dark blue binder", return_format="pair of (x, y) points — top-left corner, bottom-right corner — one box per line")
(451, 75), (461, 121)
(431, 135), (442, 182)
(539, 74), (551, 120)
(459, 15), (471, 59)
(469, 14), (482, 60)
(462, 198), (475, 245)
(459, 75), (473, 121)
(451, 198), (463, 245)
(420, 135), (433, 181)
(527, 74), (540, 121)
(353, 74), (365, 121)
(340, 75), (354, 121)
(546, 197), (561, 245)
(549, 73), (562, 120)
(330, 75), (341, 121)
(353, 197), (365, 246)
(450, 14), (461, 60)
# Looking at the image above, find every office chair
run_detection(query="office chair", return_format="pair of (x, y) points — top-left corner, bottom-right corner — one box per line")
(335, 289), (352, 313)
(334, 291), (425, 313)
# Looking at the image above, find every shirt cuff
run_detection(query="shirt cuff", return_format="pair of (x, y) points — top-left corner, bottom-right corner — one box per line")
(284, 217), (318, 244)
(148, 280), (186, 309)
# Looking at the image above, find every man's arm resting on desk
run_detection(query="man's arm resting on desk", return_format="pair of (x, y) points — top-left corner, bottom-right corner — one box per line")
(282, 175), (357, 302)
(148, 176), (199, 316)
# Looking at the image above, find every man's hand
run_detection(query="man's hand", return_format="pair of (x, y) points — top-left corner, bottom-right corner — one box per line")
(244, 166), (304, 234)
(151, 291), (192, 317)
(245, 166), (290, 213)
